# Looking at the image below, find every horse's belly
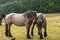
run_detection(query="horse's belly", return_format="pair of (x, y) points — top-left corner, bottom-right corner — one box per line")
(13, 14), (25, 26)
(14, 22), (25, 26)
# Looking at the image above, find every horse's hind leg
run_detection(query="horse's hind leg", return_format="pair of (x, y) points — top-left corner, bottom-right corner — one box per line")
(9, 25), (12, 37)
(5, 23), (12, 37)
(5, 23), (8, 36)
(0, 21), (2, 25)
(43, 24), (47, 37)
(44, 27), (47, 37)
(0, 19), (2, 25)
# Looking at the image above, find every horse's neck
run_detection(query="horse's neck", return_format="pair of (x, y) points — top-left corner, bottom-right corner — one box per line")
(22, 13), (26, 17)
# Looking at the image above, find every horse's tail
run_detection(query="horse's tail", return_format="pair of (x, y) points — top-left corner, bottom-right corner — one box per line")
(5, 22), (8, 36)
(6, 23), (8, 27)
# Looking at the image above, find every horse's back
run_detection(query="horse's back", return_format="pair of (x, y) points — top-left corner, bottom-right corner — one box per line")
(13, 14), (25, 26)
(5, 13), (25, 26)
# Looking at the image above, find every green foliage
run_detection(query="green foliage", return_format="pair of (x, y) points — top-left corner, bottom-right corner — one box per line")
(0, 0), (60, 14)
(0, 0), (15, 4)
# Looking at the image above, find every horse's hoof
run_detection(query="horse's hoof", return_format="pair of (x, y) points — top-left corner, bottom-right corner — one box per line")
(8, 35), (13, 37)
(44, 32), (47, 37)
(5, 33), (13, 37)
(5, 32), (8, 36)
(28, 39), (31, 40)
(27, 35), (31, 39)
(11, 37), (15, 40)
(38, 33), (40, 35)
(40, 37), (43, 39)
(40, 36), (43, 39)
(27, 37), (31, 39)
(40, 39), (43, 40)
(27, 36), (31, 39)
(8, 34), (13, 37)
(6, 35), (12, 37)
(44, 34), (47, 37)
(31, 33), (34, 36)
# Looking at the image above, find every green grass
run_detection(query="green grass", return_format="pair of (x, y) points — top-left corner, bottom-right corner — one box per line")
(0, 13), (60, 40)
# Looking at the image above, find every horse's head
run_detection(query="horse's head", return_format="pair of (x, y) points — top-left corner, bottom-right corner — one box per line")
(37, 18), (43, 26)
(36, 14), (43, 26)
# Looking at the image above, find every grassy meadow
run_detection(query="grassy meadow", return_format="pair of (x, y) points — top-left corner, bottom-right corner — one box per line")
(0, 13), (60, 40)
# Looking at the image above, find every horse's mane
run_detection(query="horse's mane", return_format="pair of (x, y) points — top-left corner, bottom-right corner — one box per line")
(23, 10), (37, 18)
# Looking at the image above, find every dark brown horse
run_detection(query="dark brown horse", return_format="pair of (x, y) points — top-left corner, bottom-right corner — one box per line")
(5, 10), (37, 39)
(31, 13), (47, 39)
(0, 13), (6, 25)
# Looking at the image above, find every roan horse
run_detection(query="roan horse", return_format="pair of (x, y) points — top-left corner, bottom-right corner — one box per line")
(5, 10), (37, 39)
(0, 13), (6, 25)
(31, 13), (47, 39)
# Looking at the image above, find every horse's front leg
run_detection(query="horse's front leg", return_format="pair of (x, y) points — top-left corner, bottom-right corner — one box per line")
(37, 26), (43, 39)
(40, 31), (43, 39)
(31, 22), (36, 36)
(26, 22), (31, 39)
(5, 23), (12, 37)
(43, 25), (47, 37)
(26, 26), (31, 39)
